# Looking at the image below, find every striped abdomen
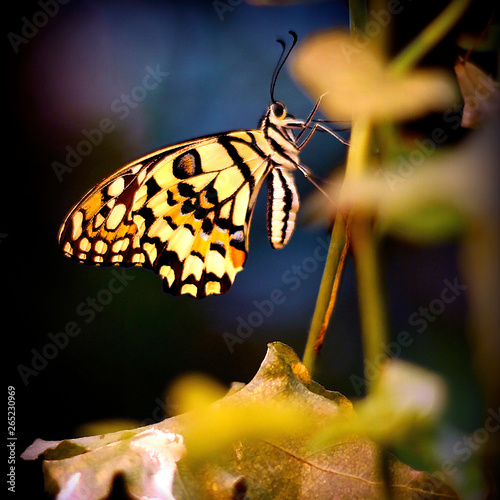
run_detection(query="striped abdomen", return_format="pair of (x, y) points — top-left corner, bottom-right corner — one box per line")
(266, 166), (300, 249)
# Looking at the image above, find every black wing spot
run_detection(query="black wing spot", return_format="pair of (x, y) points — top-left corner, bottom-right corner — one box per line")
(166, 190), (177, 206)
(180, 200), (197, 215)
(230, 228), (246, 251)
(201, 218), (214, 236)
(172, 149), (202, 179)
(145, 177), (162, 198)
(210, 241), (226, 257)
(201, 179), (219, 206)
(136, 206), (156, 227)
(191, 250), (204, 259)
(216, 218), (230, 231)
(165, 215), (178, 230)
(177, 182), (196, 198)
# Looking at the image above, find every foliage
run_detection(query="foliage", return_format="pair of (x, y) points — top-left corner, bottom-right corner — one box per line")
(22, 343), (457, 499)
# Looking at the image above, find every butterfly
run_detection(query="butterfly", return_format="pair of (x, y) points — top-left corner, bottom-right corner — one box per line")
(58, 32), (346, 298)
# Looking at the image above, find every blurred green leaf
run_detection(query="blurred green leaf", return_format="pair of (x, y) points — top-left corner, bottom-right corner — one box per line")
(378, 202), (466, 244)
(307, 120), (498, 245)
(313, 359), (448, 448)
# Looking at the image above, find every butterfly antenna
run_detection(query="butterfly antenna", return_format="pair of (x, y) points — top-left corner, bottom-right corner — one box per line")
(270, 30), (298, 103)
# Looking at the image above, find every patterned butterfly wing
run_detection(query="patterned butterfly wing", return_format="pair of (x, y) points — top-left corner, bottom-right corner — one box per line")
(58, 131), (273, 298)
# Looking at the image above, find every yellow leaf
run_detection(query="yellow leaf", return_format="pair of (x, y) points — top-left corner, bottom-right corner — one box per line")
(292, 30), (458, 121)
(312, 359), (447, 448)
(169, 372), (228, 415)
(306, 117), (498, 243)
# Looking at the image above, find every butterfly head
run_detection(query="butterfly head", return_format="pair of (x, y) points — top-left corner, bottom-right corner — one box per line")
(262, 100), (296, 131)
(271, 100), (286, 119)
(259, 99), (300, 168)
(260, 32), (301, 151)
(262, 98), (297, 137)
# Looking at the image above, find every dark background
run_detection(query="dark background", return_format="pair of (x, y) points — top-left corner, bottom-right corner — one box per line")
(5, 0), (490, 498)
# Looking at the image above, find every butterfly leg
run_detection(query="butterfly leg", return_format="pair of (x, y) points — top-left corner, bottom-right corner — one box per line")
(295, 95), (324, 141)
(298, 122), (350, 149)
(287, 95), (350, 147)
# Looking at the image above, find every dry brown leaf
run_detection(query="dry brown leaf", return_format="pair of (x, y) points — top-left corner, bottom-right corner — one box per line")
(454, 55), (500, 128)
(22, 343), (458, 499)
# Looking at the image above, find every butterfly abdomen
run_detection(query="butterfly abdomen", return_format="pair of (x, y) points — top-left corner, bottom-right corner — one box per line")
(266, 166), (300, 249)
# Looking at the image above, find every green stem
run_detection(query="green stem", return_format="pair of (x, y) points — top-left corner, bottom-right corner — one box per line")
(352, 219), (388, 392)
(302, 0), (370, 377)
(342, 118), (390, 393)
(302, 217), (347, 374)
(389, 0), (472, 75)
(348, 0), (367, 37)
(302, 118), (372, 376)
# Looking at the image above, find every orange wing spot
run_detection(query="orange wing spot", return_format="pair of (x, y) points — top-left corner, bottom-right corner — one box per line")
(230, 246), (246, 270)
(83, 191), (104, 217)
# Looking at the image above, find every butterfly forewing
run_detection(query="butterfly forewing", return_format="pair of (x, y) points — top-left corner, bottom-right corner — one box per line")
(59, 131), (274, 298)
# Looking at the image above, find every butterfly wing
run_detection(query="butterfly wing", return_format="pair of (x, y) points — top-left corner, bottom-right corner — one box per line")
(58, 131), (272, 298)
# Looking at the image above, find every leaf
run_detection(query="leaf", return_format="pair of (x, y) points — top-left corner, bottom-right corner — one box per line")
(75, 418), (143, 438)
(292, 30), (458, 121)
(454, 55), (500, 128)
(22, 343), (458, 499)
(306, 114), (499, 244)
(313, 359), (448, 448)
(23, 428), (186, 500)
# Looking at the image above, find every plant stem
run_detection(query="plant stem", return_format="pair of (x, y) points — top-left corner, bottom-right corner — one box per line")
(314, 220), (351, 354)
(348, 0), (367, 37)
(342, 118), (389, 393)
(302, 217), (348, 374)
(389, 0), (472, 75)
(302, 118), (372, 376)
(352, 218), (388, 392)
(302, 0), (371, 376)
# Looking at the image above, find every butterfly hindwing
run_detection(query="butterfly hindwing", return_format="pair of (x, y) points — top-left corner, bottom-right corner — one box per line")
(59, 131), (272, 298)
(58, 139), (201, 268)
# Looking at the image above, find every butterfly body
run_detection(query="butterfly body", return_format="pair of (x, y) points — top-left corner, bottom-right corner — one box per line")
(59, 102), (304, 298)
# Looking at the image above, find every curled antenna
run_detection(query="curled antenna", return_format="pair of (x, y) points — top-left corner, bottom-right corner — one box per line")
(270, 31), (298, 103)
